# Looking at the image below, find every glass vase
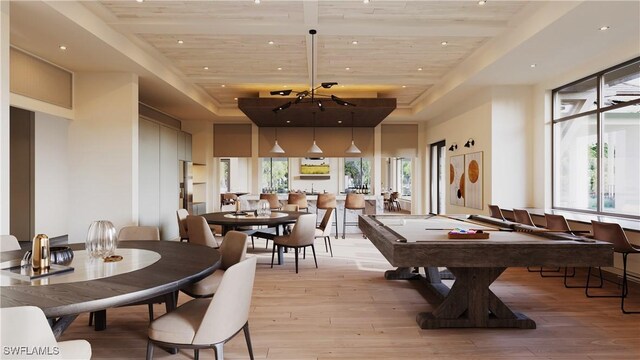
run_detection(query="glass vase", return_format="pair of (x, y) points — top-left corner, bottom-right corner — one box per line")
(86, 220), (118, 259)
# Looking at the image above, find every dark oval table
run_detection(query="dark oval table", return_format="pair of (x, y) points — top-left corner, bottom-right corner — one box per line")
(0, 241), (220, 337)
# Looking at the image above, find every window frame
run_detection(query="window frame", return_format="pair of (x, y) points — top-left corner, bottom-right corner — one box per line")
(261, 157), (289, 193)
(551, 56), (640, 219)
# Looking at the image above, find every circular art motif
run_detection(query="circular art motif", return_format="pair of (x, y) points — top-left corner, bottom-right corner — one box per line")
(468, 160), (480, 183)
(458, 172), (465, 199)
(449, 164), (454, 184)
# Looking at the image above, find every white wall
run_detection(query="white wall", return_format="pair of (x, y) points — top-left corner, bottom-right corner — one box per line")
(67, 72), (138, 243)
(0, 1), (10, 234)
(34, 112), (69, 238)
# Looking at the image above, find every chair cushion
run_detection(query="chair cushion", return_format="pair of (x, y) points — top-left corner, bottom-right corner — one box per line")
(148, 298), (211, 344)
(314, 228), (324, 237)
(181, 270), (225, 297)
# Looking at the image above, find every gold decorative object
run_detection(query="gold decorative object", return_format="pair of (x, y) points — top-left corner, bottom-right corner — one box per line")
(31, 234), (50, 271)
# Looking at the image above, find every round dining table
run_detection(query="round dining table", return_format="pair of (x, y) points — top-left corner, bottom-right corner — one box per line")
(0, 240), (220, 337)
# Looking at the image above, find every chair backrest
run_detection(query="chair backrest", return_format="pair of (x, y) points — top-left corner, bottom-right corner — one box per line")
(222, 193), (238, 204)
(345, 193), (365, 210)
(288, 193), (308, 210)
(592, 220), (633, 253)
(544, 213), (571, 232)
(1, 235), (21, 252)
(177, 208), (189, 239)
(260, 193), (281, 209)
(118, 226), (160, 241)
(287, 213), (317, 246)
(1, 306), (92, 359)
(316, 193), (337, 209)
(281, 204), (299, 212)
(513, 209), (535, 226)
(219, 231), (248, 270)
(317, 208), (334, 237)
(186, 215), (218, 248)
(193, 256), (257, 345)
(488, 205), (505, 220)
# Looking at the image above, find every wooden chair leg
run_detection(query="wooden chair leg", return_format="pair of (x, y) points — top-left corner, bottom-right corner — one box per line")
(243, 322), (255, 360)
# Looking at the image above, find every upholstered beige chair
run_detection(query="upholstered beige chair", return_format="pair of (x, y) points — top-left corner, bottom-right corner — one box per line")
(271, 213), (317, 273)
(287, 193), (308, 212)
(1, 306), (92, 359)
(488, 205), (506, 221)
(260, 193), (281, 210)
(118, 226), (160, 241)
(177, 208), (190, 242)
(90, 225), (161, 328)
(315, 208), (334, 257)
(586, 221), (640, 314)
(186, 215), (219, 248)
(1, 235), (21, 252)
(146, 256), (257, 360)
(181, 231), (248, 298)
(343, 193), (366, 239)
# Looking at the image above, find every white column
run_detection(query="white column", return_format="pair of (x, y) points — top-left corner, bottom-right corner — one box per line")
(68, 72), (139, 243)
(0, 1), (10, 234)
(373, 125), (382, 196)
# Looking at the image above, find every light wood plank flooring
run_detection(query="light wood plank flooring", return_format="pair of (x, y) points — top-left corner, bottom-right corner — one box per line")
(60, 236), (640, 359)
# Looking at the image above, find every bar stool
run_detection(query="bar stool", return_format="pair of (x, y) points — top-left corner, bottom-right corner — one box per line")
(288, 193), (308, 212)
(513, 208), (536, 226)
(316, 193), (338, 239)
(543, 213), (579, 284)
(343, 193), (365, 239)
(260, 193), (281, 210)
(488, 204), (505, 220)
(586, 221), (640, 314)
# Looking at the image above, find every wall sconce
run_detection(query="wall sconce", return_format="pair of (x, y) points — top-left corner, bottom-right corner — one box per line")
(448, 143), (458, 152)
(464, 138), (475, 148)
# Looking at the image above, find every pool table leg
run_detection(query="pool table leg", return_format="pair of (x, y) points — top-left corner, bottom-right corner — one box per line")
(416, 267), (536, 329)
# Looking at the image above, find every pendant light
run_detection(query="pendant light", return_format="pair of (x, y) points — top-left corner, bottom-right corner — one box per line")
(308, 112), (323, 154)
(270, 127), (285, 154)
(345, 112), (361, 154)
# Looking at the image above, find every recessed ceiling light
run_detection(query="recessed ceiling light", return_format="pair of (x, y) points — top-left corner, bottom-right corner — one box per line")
(283, 85), (288, 88)
(58, 45), (67, 51)
(234, 97), (238, 101)
(341, 85), (345, 88)
(478, 0), (487, 5)
(177, 40), (184, 44)
(352, 40), (358, 45)
(402, 85), (407, 88)
(203, 66), (209, 70)
(530, 64), (537, 68)
(338, 120), (343, 124)
(418, 67), (423, 71)
(363, 0), (370, 3)
(599, 26), (610, 31)
(286, 120), (291, 123)
(277, 67), (282, 71)
(136, 0), (144, 3)
(254, 0), (261, 4)
(345, 67), (351, 71)
(268, 41), (274, 45)
(221, 84), (226, 88)
(441, 41), (448, 46)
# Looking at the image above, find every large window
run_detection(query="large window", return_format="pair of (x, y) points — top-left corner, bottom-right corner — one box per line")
(219, 159), (230, 193)
(261, 158), (288, 193)
(344, 158), (370, 192)
(398, 158), (412, 197)
(553, 58), (640, 218)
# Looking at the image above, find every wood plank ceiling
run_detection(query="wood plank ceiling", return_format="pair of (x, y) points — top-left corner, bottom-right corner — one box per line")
(93, 1), (529, 122)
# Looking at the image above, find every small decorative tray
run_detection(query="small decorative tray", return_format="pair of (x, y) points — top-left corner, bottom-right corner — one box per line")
(1, 263), (74, 280)
(447, 229), (490, 239)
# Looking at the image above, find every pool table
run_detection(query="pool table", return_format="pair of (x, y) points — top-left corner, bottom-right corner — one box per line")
(358, 214), (613, 329)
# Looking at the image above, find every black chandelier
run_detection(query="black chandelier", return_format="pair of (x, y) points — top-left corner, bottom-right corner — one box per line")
(271, 29), (356, 113)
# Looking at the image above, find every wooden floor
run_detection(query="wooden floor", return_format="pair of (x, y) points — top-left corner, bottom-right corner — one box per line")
(60, 235), (640, 359)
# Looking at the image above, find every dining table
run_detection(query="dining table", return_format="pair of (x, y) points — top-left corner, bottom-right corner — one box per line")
(0, 240), (220, 338)
(202, 210), (304, 264)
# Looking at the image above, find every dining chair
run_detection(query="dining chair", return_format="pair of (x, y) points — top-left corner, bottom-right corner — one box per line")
(182, 231), (248, 299)
(586, 221), (640, 314)
(90, 225), (161, 328)
(177, 208), (190, 242)
(2, 306), (92, 359)
(513, 208), (536, 226)
(542, 214), (580, 284)
(1, 234), (21, 252)
(271, 213), (317, 273)
(288, 193), (308, 212)
(343, 193), (366, 239)
(260, 193), (281, 209)
(488, 204), (506, 220)
(187, 215), (220, 248)
(315, 208), (334, 257)
(390, 192), (401, 211)
(316, 193), (338, 239)
(146, 256), (257, 360)
(281, 204), (299, 212)
(222, 193), (238, 205)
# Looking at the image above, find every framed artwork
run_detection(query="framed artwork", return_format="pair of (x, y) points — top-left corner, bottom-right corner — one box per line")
(300, 158), (330, 175)
(464, 151), (483, 209)
(449, 155), (464, 206)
